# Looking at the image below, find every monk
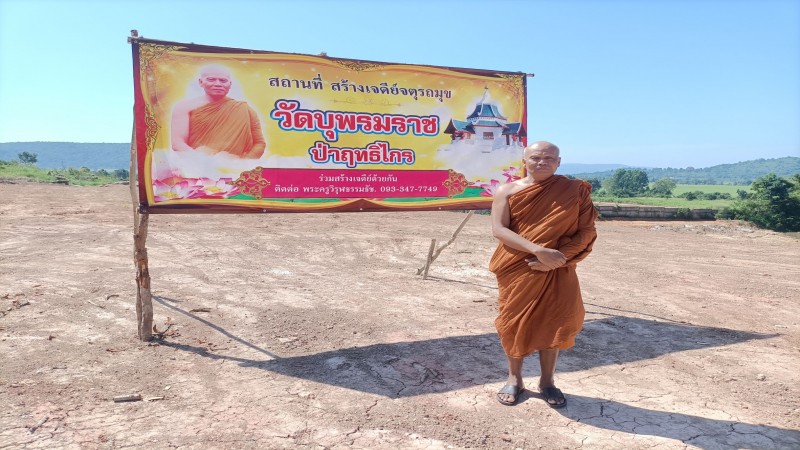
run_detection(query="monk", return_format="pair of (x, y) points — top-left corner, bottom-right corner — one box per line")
(490, 141), (597, 407)
(171, 65), (266, 158)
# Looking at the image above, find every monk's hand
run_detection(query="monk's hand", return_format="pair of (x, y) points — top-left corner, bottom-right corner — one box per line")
(532, 248), (567, 270)
(525, 257), (551, 272)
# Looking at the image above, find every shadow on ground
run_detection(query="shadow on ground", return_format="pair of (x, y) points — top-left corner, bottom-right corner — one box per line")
(556, 394), (800, 450)
(153, 296), (790, 447)
(154, 295), (775, 399)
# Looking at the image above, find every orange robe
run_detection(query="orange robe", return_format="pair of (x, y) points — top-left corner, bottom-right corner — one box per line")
(188, 98), (266, 158)
(490, 175), (597, 358)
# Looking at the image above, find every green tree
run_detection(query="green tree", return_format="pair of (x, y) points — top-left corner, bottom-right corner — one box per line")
(584, 177), (602, 192)
(723, 173), (800, 231)
(18, 152), (37, 164)
(681, 191), (699, 200)
(650, 178), (676, 197)
(603, 169), (649, 197)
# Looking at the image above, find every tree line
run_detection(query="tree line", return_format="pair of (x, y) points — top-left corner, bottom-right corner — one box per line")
(579, 168), (800, 232)
(572, 157), (800, 185)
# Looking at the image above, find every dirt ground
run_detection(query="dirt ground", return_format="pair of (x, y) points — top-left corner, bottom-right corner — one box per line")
(1, 181), (799, 450)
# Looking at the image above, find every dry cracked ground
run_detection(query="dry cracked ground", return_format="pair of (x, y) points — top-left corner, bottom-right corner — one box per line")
(1, 181), (799, 449)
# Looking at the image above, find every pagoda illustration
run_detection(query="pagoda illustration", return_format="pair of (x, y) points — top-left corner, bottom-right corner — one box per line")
(436, 88), (526, 181)
(442, 87), (526, 152)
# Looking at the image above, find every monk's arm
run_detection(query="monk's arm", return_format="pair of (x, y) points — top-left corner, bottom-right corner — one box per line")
(244, 107), (266, 158)
(558, 182), (598, 266)
(171, 103), (194, 152)
(491, 184), (566, 269)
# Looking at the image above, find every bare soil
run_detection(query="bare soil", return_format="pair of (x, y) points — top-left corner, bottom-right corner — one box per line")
(1, 181), (799, 449)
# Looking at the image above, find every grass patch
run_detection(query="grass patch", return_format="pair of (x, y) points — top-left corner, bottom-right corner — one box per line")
(593, 183), (751, 209)
(0, 161), (128, 186)
(0, 162), (54, 183)
(592, 195), (734, 209)
(672, 184), (750, 196)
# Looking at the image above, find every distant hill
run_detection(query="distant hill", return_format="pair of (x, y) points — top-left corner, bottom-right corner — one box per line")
(0, 142), (129, 170)
(572, 157), (800, 185)
(558, 163), (628, 175)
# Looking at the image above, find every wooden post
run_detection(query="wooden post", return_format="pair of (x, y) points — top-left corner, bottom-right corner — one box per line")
(130, 124), (153, 341)
(133, 212), (152, 340)
(417, 211), (475, 276)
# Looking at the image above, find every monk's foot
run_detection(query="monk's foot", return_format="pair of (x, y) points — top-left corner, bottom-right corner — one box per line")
(496, 383), (525, 406)
(538, 383), (567, 408)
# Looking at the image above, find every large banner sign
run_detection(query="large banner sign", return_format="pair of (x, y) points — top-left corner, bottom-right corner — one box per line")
(132, 38), (527, 213)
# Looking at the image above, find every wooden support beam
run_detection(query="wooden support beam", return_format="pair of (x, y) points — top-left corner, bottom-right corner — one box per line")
(417, 211), (475, 276)
(422, 239), (436, 280)
(133, 212), (152, 340)
(130, 125), (153, 341)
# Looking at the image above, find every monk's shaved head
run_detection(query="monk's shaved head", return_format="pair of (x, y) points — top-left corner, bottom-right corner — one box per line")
(525, 141), (560, 157)
(198, 64), (232, 78)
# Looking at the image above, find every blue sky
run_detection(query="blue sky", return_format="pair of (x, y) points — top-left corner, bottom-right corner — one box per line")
(0, 0), (797, 168)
